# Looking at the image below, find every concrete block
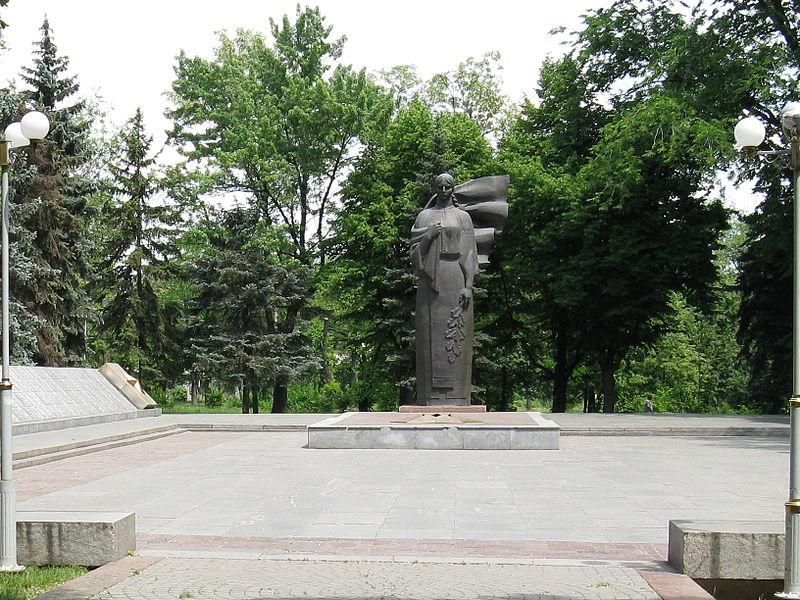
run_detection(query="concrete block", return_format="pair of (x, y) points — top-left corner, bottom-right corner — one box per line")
(415, 426), (463, 449)
(668, 519), (783, 580)
(510, 428), (560, 450)
(17, 511), (136, 567)
(99, 363), (157, 409)
(372, 427), (416, 449)
(461, 428), (512, 450)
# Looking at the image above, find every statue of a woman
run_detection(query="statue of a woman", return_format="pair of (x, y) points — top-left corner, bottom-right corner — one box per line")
(410, 173), (509, 406)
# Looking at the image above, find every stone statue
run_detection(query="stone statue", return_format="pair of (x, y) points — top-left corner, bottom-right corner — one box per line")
(410, 173), (509, 406)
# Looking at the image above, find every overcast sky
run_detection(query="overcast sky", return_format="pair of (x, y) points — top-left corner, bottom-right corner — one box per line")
(0, 0), (757, 212)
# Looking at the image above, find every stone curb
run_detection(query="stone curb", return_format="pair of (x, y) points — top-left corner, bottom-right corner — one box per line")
(12, 409), (162, 436)
(637, 568), (716, 600)
(36, 556), (161, 600)
(560, 426), (788, 437)
(139, 548), (669, 569)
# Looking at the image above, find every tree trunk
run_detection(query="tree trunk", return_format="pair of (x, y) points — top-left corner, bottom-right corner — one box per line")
(322, 317), (333, 384)
(190, 372), (199, 405)
(252, 385), (259, 414)
(600, 356), (618, 413)
(272, 375), (289, 413)
(499, 366), (511, 412)
(241, 384), (250, 414)
(583, 380), (592, 413)
(400, 386), (413, 406)
(350, 351), (358, 385)
(551, 325), (568, 413)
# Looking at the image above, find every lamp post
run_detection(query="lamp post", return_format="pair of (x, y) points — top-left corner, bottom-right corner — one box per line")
(0, 110), (49, 573)
(736, 103), (800, 599)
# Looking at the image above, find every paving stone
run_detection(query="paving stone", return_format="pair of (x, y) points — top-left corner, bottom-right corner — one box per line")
(90, 557), (663, 600)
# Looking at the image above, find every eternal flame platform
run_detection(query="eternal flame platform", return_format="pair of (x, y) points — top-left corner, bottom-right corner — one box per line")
(306, 411), (560, 450)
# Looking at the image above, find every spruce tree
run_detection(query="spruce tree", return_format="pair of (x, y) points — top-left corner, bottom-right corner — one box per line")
(0, 88), (52, 363)
(187, 208), (317, 413)
(92, 108), (177, 385)
(18, 17), (95, 364)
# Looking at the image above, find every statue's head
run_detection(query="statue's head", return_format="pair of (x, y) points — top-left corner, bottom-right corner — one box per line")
(434, 173), (455, 203)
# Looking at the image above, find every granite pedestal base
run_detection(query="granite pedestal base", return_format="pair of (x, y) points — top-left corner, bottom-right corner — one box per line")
(307, 412), (560, 450)
(399, 405), (486, 413)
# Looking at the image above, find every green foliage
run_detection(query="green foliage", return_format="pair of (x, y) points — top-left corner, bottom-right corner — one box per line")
(288, 380), (346, 413)
(426, 51), (508, 136)
(168, 6), (391, 264)
(150, 385), (188, 408)
(616, 293), (747, 413)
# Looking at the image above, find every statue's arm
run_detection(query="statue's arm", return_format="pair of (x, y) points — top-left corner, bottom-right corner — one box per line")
(458, 211), (479, 305)
(410, 211), (440, 272)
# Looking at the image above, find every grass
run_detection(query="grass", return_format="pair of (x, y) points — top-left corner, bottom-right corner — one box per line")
(0, 566), (87, 600)
(160, 401), (241, 414)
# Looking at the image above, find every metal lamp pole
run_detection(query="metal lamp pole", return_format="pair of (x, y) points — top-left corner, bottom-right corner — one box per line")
(737, 105), (800, 599)
(0, 111), (49, 573)
(0, 137), (18, 572)
(780, 111), (800, 599)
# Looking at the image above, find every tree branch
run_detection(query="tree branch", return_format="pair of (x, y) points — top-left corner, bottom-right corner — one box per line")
(757, 0), (800, 58)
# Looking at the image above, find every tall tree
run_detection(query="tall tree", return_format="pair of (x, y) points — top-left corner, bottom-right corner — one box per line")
(17, 18), (96, 364)
(168, 6), (391, 410)
(426, 51), (507, 137)
(187, 208), (317, 413)
(327, 101), (495, 405)
(497, 56), (607, 412)
(91, 108), (178, 385)
(498, 12), (731, 412)
(572, 0), (798, 411)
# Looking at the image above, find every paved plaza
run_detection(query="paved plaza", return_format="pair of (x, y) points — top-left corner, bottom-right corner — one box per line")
(10, 415), (789, 599)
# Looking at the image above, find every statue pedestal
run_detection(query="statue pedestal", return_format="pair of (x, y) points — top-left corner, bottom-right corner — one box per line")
(306, 411), (559, 450)
(399, 405), (486, 413)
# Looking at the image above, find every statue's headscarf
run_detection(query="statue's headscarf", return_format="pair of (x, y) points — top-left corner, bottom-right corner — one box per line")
(423, 175), (509, 265)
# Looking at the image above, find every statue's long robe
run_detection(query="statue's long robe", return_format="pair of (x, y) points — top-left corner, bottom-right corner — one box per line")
(411, 205), (478, 405)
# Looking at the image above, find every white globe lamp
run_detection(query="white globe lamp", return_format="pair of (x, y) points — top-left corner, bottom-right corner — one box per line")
(3, 123), (29, 149)
(734, 116), (766, 148)
(20, 111), (49, 140)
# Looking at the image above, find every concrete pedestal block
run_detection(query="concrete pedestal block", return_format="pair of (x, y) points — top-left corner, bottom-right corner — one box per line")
(668, 519), (783, 580)
(17, 511), (135, 567)
(308, 412), (560, 450)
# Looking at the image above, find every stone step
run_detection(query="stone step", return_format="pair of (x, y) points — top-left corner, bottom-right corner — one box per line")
(12, 427), (185, 469)
(180, 423), (307, 432)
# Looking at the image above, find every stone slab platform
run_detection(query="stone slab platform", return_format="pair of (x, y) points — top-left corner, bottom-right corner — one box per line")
(668, 519), (783, 580)
(307, 411), (560, 449)
(17, 510), (135, 566)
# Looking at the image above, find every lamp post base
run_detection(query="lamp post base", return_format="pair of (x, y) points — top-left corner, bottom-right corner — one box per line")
(0, 479), (22, 572)
(777, 503), (800, 598)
